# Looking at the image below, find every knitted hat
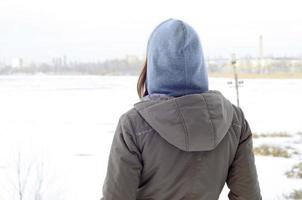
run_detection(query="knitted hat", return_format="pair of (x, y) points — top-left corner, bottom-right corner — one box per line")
(146, 19), (208, 97)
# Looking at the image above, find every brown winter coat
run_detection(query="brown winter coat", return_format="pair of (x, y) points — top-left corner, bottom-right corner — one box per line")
(101, 90), (262, 200)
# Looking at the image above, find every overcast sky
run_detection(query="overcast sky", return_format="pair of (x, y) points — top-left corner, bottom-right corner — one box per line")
(0, 0), (301, 62)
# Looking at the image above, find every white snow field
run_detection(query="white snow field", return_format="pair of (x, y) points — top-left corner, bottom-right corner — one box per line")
(0, 75), (301, 200)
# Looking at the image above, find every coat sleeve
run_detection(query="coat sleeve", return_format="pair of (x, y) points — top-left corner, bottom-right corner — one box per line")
(101, 115), (142, 200)
(226, 108), (262, 200)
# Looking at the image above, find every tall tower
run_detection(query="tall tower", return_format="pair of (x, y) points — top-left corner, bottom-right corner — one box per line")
(258, 35), (263, 73)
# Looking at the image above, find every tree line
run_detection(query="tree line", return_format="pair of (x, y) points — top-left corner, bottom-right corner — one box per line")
(0, 56), (301, 75)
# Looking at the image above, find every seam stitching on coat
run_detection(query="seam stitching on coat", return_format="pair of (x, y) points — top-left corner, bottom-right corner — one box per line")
(136, 128), (154, 136)
(174, 99), (189, 151)
(202, 95), (216, 145)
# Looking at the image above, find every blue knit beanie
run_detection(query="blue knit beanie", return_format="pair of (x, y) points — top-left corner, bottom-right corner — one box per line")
(146, 19), (208, 97)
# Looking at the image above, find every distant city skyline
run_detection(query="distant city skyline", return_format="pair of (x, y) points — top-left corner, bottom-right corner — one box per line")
(1, 0), (302, 62)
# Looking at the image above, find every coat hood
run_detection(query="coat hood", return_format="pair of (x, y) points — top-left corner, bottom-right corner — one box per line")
(146, 18), (208, 97)
(134, 90), (234, 152)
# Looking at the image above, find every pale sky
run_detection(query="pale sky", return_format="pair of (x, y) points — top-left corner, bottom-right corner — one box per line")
(0, 0), (302, 63)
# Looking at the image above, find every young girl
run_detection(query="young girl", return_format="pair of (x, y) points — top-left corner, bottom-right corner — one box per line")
(101, 19), (261, 200)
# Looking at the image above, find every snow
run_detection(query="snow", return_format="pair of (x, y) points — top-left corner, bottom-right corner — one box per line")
(0, 75), (301, 200)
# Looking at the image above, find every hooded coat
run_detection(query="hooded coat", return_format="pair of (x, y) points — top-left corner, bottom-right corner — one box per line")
(101, 19), (261, 200)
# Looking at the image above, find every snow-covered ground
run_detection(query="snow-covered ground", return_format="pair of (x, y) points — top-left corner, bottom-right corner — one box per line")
(0, 75), (301, 200)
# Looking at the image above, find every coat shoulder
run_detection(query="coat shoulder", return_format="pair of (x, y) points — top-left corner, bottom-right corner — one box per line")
(118, 107), (154, 137)
(231, 104), (244, 126)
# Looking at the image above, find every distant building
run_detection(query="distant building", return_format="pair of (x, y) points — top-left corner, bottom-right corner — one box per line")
(0, 59), (6, 69)
(207, 56), (302, 74)
(52, 55), (68, 67)
(125, 54), (139, 64)
(11, 58), (23, 68)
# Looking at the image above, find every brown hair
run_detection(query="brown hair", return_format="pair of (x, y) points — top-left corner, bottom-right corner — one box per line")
(137, 58), (148, 98)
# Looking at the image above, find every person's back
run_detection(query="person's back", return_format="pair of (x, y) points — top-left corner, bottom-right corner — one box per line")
(101, 19), (261, 200)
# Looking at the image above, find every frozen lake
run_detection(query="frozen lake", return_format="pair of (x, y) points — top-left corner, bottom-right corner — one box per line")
(0, 75), (301, 200)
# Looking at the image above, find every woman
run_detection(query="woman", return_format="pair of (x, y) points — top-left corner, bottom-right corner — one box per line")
(101, 19), (261, 200)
